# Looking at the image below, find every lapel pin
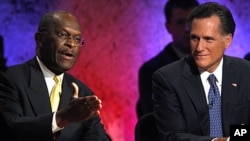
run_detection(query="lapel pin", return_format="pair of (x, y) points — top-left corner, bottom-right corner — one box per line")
(232, 83), (237, 87)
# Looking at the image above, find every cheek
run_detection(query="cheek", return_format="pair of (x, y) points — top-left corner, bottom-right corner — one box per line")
(190, 42), (197, 52)
(214, 49), (225, 60)
(74, 47), (81, 57)
(172, 27), (183, 36)
(214, 43), (226, 55)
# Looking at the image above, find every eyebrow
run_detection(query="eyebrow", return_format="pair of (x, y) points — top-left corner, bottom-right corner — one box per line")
(59, 29), (82, 37)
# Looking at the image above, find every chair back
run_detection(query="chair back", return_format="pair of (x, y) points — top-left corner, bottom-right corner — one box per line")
(135, 113), (159, 141)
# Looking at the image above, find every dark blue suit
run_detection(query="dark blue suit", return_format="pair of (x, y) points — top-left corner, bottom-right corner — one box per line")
(153, 55), (250, 141)
(0, 58), (111, 141)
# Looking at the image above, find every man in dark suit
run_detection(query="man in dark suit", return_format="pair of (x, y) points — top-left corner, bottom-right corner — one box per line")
(0, 10), (111, 141)
(153, 2), (250, 141)
(136, 0), (199, 118)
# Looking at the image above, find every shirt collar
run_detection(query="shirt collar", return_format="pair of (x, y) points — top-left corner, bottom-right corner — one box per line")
(199, 58), (223, 85)
(36, 56), (64, 80)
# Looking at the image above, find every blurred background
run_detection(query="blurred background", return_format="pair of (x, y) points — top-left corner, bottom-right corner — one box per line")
(0, 0), (250, 140)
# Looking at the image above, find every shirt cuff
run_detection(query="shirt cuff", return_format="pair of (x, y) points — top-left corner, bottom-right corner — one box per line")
(211, 137), (230, 141)
(52, 112), (64, 133)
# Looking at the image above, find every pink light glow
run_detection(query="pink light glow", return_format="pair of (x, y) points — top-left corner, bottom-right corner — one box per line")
(1, 0), (250, 141)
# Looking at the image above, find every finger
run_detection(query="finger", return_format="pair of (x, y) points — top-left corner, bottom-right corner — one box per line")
(92, 103), (102, 109)
(87, 95), (102, 102)
(85, 95), (98, 100)
(71, 82), (79, 99)
(87, 109), (100, 117)
(88, 102), (102, 110)
(98, 99), (102, 104)
(92, 110), (100, 116)
(88, 99), (102, 106)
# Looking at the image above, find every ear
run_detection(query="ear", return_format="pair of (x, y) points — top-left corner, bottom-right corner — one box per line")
(224, 34), (232, 49)
(35, 32), (43, 48)
(165, 22), (172, 34)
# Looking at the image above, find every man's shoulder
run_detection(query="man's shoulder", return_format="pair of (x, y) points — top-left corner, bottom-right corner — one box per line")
(64, 73), (82, 84)
(157, 56), (187, 72)
(4, 58), (34, 74)
(224, 55), (250, 66)
(224, 55), (250, 72)
(63, 73), (92, 93)
(140, 43), (178, 71)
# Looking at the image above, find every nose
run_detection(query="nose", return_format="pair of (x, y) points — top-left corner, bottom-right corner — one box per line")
(196, 40), (205, 51)
(65, 36), (76, 48)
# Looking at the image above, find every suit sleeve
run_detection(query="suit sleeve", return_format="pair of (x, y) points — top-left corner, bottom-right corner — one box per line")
(79, 116), (112, 141)
(69, 78), (111, 141)
(152, 70), (213, 141)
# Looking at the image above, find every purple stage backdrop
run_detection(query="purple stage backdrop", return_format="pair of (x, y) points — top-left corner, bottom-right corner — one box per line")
(0, 0), (250, 141)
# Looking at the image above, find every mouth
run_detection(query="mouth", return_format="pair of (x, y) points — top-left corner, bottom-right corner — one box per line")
(195, 54), (208, 60)
(59, 51), (75, 60)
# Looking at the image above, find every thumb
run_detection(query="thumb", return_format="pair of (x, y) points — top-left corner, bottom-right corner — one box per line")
(71, 82), (79, 98)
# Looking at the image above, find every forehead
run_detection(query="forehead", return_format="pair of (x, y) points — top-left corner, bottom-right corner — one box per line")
(190, 15), (221, 35)
(51, 13), (82, 34)
(171, 8), (194, 20)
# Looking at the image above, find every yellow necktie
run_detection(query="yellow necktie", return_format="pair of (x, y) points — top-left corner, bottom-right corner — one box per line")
(50, 75), (61, 112)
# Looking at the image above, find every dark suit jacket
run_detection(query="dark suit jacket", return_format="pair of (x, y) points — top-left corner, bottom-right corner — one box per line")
(152, 55), (250, 141)
(0, 58), (111, 141)
(137, 43), (180, 118)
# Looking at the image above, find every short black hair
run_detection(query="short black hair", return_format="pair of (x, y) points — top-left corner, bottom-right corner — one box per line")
(164, 0), (199, 22)
(37, 10), (73, 32)
(187, 2), (236, 36)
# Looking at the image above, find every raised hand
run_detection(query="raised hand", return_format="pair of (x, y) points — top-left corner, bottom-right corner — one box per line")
(56, 82), (102, 128)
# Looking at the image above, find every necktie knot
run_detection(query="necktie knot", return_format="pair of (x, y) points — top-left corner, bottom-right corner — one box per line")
(53, 75), (61, 93)
(208, 74), (217, 86)
(54, 75), (60, 83)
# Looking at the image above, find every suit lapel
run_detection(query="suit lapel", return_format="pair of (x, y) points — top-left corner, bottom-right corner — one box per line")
(58, 74), (72, 110)
(27, 59), (73, 114)
(182, 56), (240, 136)
(182, 57), (210, 135)
(27, 58), (52, 115)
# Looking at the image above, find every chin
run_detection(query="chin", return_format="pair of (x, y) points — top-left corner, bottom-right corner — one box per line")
(195, 60), (208, 69)
(62, 66), (73, 71)
(60, 61), (75, 69)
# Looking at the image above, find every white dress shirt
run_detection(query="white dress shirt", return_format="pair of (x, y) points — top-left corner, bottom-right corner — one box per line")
(36, 56), (64, 133)
(199, 59), (223, 104)
(198, 58), (230, 141)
